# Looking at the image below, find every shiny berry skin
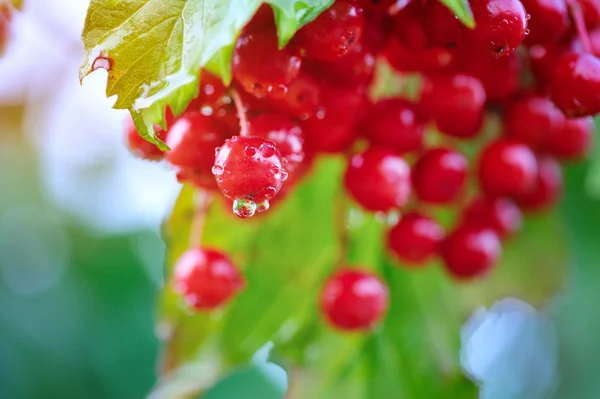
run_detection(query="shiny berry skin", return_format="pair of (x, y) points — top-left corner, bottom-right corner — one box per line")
(294, 1), (364, 60)
(387, 212), (445, 265)
(515, 157), (563, 211)
(166, 113), (231, 190)
(394, 0), (430, 50)
(468, 0), (528, 58)
(173, 248), (244, 310)
(320, 268), (388, 331)
(420, 74), (486, 139)
(528, 43), (569, 86)
(478, 139), (538, 198)
(361, 98), (426, 154)
(384, 37), (459, 74)
(362, 8), (394, 53)
(504, 94), (565, 151)
(308, 41), (375, 87)
(550, 53), (600, 117)
(412, 148), (468, 204)
(463, 52), (521, 102)
(125, 116), (169, 161)
(213, 136), (287, 205)
(187, 70), (228, 110)
(232, 13), (301, 98)
(424, 0), (466, 48)
(547, 116), (595, 161)
(441, 224), (502, 280)
(248, 113), (305, 172)
(463, 196), (523, 239)
(521, 0), (569, 45)
(344, 147), (411, 212)
(277, 71), (323, 119)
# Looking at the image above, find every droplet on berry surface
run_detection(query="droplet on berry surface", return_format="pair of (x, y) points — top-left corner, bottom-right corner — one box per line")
(255, 199), (271, 213)
(233, 198), (258, 219)
(387, 212), (445, 265)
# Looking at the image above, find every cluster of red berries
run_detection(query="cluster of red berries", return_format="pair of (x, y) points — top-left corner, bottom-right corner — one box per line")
(127, 0), (599, 331)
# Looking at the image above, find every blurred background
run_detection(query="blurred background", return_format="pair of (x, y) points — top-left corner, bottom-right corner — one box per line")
(1, 1), (600, 398)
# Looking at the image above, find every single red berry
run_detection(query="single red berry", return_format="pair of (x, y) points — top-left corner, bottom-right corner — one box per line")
(468, 0), (528, 58)
(521, 0), (569, 45)
(478, 139), (538, 198)
(412, 148), (468, 204)
(528, 43), (569, 86)
(276, 70), (323, 119)
(125, 116), (170, 161)
(232, 11), (301, 98)
(344, 147), (411, 212)
(321, 268), (388, 331)
(546, 116), (594, 161)
(213, 136), (287, 217)
(361, 8), (394, 53)
(420, 74), (486, 139)
(187, 70), (228, 111)
(424, 0), (466, 48)
(504, 94), (565, 151)
(361, 98), (426, 154)
(248, 113), (305, 172)
(550, 52), (600, 117)
(166, 113), (231, 190)
(463, 196), (523, 239)
(463, 52), (521, 102)
(387, 212), (445, 265)
(293, 0), (364, 60)
(515, 156), (563, 211)
(384, 37), (459, 74)
(173, 248), (244, 310)
(394, 0), (430, 50)
(441, 224), (502, 280)
(308, 41), (375, 87)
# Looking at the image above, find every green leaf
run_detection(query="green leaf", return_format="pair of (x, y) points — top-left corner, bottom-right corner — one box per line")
(80, 0), (332, 147)
(438, 0), (475, 28)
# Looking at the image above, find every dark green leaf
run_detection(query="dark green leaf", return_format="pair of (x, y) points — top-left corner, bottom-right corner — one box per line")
(438, 0), (475, 28)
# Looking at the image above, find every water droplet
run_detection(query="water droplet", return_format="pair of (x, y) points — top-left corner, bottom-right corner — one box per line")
(201, 105), (213, 116)
(264, 186), (277, 199)
(280, 170), (289, 181)
(211, 165), (223, 176)
(204, 84), (215, 96)
(256, 200), (270, 213)
(524, 29), (530, 35)
(214, 147), (221, 157)
(245, 145), (257, 156)
(525, 13), (531, 20)
(233, 198), (257, 218)
(260, 142), (276, 157)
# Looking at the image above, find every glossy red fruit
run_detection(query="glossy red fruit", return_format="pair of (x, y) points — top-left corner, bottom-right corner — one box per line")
(362, 98), (426, 154)
(248, 113), (305, 172)
(344, 147), (411, 212)
(125, 116), (170, 161)
(515, 156), (563, 211)
(387, 212), (445, 265)
(442, 224), (502, 280)
(166, 113), (231, 190)
(504, 94), (565, 151)
(362, 8), (394, 53)
(464, 52), (521, 102)
(321, 268), (388, 331)
(468, 0), (528, 58)
(521, 0), (569, 44)
(478, 139), (538, 198)
(277, 71), (323, 119)
(294, 0), (364, 60)
(550, 53), (600, 117)
(421, 74), (486, 138)
(528, 43), (569, 86)
(232, 11), (301, 98)
(424, 0), (466, 48)
(173, 248), (244, 310)
(412, 148), (468, 204)
(187, 70), (228, 110)
(384, 37), (459, 74)
(547, 116), (595, 161)
(308, 41), (375, 87)
(394, 0), (430, 50)
(213, 136), (287, 217)
(463, 196), (523, 239)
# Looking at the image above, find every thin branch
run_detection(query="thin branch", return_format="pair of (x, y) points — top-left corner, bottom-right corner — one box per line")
(188, 190), (213, 248)
(567, 0), (592, 53)
(231, 89), (250, 137)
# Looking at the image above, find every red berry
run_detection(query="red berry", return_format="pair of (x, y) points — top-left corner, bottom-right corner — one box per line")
(521, 0), (569, 44)
(580, 0), (600, 27)
(233, 11), (301, 98)
(344, 147), (411, 212)
(166, 113), (231, 190)
(187, 70), (228, 110)
(384, 37), (459, 74)
(308, 41), (376, 87)
(504, 94), (565, 151)
(294, 1), (364, 60)
(412, 148), (468, 204)
(173, 248), (244, 310)
(361, 98), (426, 154)
(424, 1), (466, 48)
(441, 224), (502, 280)
(468, 0), (528, 58)
(420, 74), (486, 138)
(463, 196), (523, 239)
(478, 139), (538, 198)
(394, 0), (430, 50)
(550, 52), (600, 117)
(125, 115), (170, 161)
(547, 116), (595, 161)
(362, 8), (394, 53)
(248, 113), (305, 172)
(515, 156), (563, 211)
(528, 43), (569, 86)
(277, 71), (323, 119)
(213, 136), (287, 217)
(464, 52), (521, 102)
(387, 212), (445, 265)
(321, 268), (388, 331)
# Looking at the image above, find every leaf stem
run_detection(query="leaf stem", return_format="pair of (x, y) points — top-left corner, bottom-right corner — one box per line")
(568, 0), (592, 53)
(189, 190), (213, 248)
(231, 89), (250, 137)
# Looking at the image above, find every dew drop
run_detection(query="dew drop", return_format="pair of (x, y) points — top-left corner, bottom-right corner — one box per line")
(245, 145), (257, 157)
(203, 84), (215, 96)
(264, 186), (277, 199)
(233, 198), (257, 218)
(214, 147), (221, 157)
(201, 105), (213, 116)
(524, 29), (530, 35)
(260, 142), (277, 158)
(211, 165), (224, 176)
(525, 13), (531, 20)
(280, 170), (289, 182)
(255, 200), (270, 213)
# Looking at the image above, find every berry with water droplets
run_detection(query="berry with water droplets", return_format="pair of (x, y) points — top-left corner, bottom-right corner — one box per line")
(550, 53), (600, 117)
(173, 248), (244, 310)
(166, 113), (231, 190)
(515, 156), (563, 211)
(308, 41), (376, 87)
(442, 224), (502, 280)
(463, 196), (523, 239)
(294, 0), (364, 60)
(547, 116), (594, 161)
(521, 0), (569, 45)
(321, 268), (388, 331)
(412, 148), (468, 204)
(387, 212), (444, 265)
(384, 36), (460, 74)
(478, 139), (538, 198)
(213, 135), (287, 217)
(344, 147), (412, 212)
